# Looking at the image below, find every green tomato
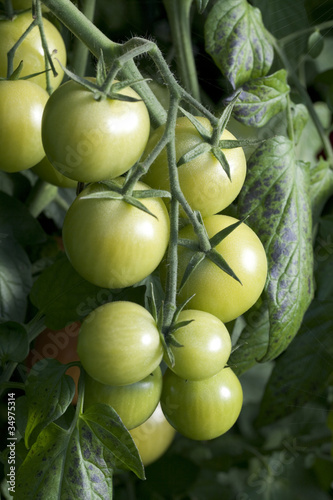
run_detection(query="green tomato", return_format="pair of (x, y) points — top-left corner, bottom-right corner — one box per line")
(62, 179), (170, 289)
(176, 215), (267, 323)
(0, 80), (48, 173)
(32, 156), (77, 188)
(130, 403), (176, 466)
(0, 12), (66, 90)
(161, 367), (243, 440)
(77, 301), (163, 386)
(12, 0), (50, 11)
(42, 79), (151, 182)
(84, 366), (162, 430)
(164, 309), (231, 380)
(143, 116), (246, 217)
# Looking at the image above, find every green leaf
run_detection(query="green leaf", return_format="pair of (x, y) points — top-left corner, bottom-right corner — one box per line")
(256, 298), (333, 426)
(0, 238), (32, 323)
(314, 214), (333, 302)
(30, 254), (112, 329)
(229, 302), (270, 375)
(230, 70), (290, 127)
(177, 142), (212, 167)
(0, 321), (29, 365)
(25, 358), (76, 448)
(195, 0), (210, 14)
(0, 170), (31, 198)
(205, 0), (273, 89)
(0, 191), (46, 246)
(291, 103), (309, 145)
(309, 159), (333, 223)
(16, 405), (144, 499)
(237, 136), (314, 362)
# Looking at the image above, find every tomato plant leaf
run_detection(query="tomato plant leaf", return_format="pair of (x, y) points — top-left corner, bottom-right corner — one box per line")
(0, 238), (32, 323)
(0, 321), (29, 365)
(309, 159), (333, 223)
(313, 214), (333, 302)
(229, 301), (270, 375)
(177, 142), (212, 167)
(30, 253), (112, 329)
(25, 358), (76, 448)
(291, 103), (308, 145)
(229, 70), (290, 127)
(205, 0), (273, 89)
(0, 191), (46, 246)
(16, 405), (144, 499)
(256, 298), (333, 426)
(237, 136), (314, 362)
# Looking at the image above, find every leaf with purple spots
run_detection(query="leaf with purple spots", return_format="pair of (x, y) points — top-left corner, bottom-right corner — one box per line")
(205, 0), (273, 89)
(237, 135), (314, 362)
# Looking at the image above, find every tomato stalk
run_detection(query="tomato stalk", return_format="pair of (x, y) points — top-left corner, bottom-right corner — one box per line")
(163, 0), (200, 102)
(6, 17), (38, 78)
(4, 0), (14, 19)
(70, 0), (97, 77)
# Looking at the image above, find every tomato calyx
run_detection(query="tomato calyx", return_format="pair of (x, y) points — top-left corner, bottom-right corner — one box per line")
(79, 180), (171, 219)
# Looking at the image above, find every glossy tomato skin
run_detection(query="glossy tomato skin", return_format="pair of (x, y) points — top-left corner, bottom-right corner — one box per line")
(143, 116), (246, 217)
(0, 80), (48, 172)
(62, 179), (170, 289)
(42, 79), (150, 183)
(27, 322), (80, 404)
(84, 366), (162, 430)
(176, 215), (268, 323)
(161, 367), (243, 441)
(77, 301), (163, 386)
(32, 156), (77, 188)
(164, 309), (231, 380)
(130, 403), (176, 466)
(0, 12), (66, 90)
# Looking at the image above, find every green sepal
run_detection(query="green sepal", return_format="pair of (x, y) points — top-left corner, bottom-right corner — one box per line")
(96, 50), (107, 86)
(177, 142), (212, 167)
(217, 90), (241, 134)
(166, 333), (184, 348)
(211, 146), (231, 179)
(195, 0), (210, 13)
(178, 238), (201, 252)
(218, 138), (266, 149)
(207, 248), (242, 284)
(132, 189), (171, 199)
(179, 251), (205, 291)
(209, 217), (246, 248)
(123, 195), (158, 219)
(80, 190), (123, 201)
(161, 334), (175, 367)
(112, 78), (152, 93)
(8, 60), (24, 80)
(146, 282), (158, 323)
(178, 107), (211, 142)
(169, 320), (194, 337)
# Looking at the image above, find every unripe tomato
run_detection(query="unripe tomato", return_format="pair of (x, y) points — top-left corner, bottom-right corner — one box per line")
(0, 80), (48, 173)
(130, 403), (176, 466)
(12, 0), (49, 11)
(0, 12), (66, 90)
(77, 301), (163, 386)
(27, 322), (80, 405)
(32, 156), (77, 188)
(143, 116), (246, 217)
(84, 367), (162, 430)
(42, 79), (151, 182)
(176, 215), (268, 323)
(161, 367), (243, 440)
(164, 309), (231, 380)
(62, 179), (170, 289)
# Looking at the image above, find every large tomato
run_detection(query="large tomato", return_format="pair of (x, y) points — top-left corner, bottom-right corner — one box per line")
(42, 79), (151, 182)
(164, 309), (231, 380)
(27, 322), (80, 405)
(161, 367), (243, 440)
(130, 403), (176, 466)
(143, 116), (246, 217)
(84, 367), (162, 430)
(32, 156), (77, 188)
(0, 12), (66, 90)
(0, 79), (48, 172)
(62, 179), (170, 289)
(77, 301), (163, 386)
(176, 215), (268, 323)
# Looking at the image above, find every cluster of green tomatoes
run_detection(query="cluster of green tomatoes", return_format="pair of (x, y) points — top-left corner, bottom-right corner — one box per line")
(1, 6), (268, 464)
